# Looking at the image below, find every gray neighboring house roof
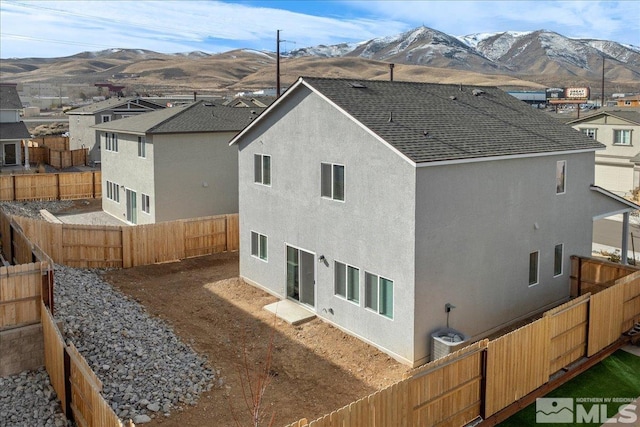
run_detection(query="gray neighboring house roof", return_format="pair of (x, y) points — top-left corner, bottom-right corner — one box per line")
(0, 83), (24, 110)
(0, 122), (31, 140)
(231, 77), (604, 164)
(92, 100), (265, 134)
(66, 97), (165, 115)
(567, 110), (640, 125)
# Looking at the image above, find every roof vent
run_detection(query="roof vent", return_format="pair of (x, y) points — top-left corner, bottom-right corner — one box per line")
(449, 96), (457, 101)
(350, 82), (367, 89)
(388, 111), (393, 122)
(203, 102), (214, 107)
(472, 89), (485, 96)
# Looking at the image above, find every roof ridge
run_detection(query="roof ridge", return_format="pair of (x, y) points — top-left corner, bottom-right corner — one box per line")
(147, 101), (202, 133)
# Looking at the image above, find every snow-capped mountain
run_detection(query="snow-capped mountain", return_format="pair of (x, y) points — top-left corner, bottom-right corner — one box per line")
(288, 26), (640, 80)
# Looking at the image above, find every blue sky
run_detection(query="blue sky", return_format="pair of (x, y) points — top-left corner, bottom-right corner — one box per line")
(1, 0), (638, 59)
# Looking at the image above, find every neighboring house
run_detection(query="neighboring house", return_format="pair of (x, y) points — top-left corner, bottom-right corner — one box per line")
(0, 83), (30, 168)
(223, 97), (275, 108)
(93, 100), (263, 224)
(66, 97), (165, 163)
(616, 95), (640, 108)
(568, 110), (640, 196)
(230, 77), (638, 366)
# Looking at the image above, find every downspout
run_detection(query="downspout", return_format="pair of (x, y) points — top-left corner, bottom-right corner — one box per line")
(622, 211), (630, 265)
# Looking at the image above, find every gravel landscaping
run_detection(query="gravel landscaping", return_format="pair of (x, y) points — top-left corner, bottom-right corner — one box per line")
(1, 199), (215, 426)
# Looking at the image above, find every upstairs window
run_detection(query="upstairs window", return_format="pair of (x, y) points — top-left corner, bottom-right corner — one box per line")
(556, 160), (566, 194)
(105, 133), (118, 152)
(614, 129), (632, 146)
(101, 115), (111, 123)
(321, 163), (345, 201)
(138, 136), (146, 158)
(581, 128), (597, 139)
(254, 154), (271, 185)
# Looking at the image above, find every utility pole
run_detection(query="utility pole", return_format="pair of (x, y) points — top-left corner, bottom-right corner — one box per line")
(601, 55), (605, 109)
(276, 30), (281, 98)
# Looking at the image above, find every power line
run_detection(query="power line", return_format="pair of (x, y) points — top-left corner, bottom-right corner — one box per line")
(1, 33), (116, 49)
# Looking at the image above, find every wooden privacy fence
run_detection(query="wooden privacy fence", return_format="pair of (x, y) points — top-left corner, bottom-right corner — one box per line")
(0, 217), (54, 329)
(30, 136), (69, 152)
(0, 171), (101, 201)
(286, 261), (640, 427)
(0, 262), (48, 329)
(41, 301), (132, 427)
(7, 212), (239, 269)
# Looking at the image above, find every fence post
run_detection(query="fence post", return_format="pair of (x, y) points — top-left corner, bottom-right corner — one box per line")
(12, 175), (16, 202)
(63, 348), (74, 423)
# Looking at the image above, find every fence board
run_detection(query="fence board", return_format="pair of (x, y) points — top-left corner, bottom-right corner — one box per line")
(123, 221), (185, 266)
(618, 271), (640, 331)
(408, 340), (486, 427)
(183, 216), (227, 258)
(58, 172), (95, 199)
(0, 175), (15, 201)
(15, 174), (59, 201)
(62, 224), (123, 269)
(485, 317), (550, 417)
(0, 172), (101, 202)
(227, 214), (239, 251)
(41, 300), (67, 415)
(0, 262), (43, 328)
(588, 282), (626, 356)
(544, 294), (589, 373)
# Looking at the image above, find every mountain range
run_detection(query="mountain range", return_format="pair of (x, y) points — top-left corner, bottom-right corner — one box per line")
(1, 26), (638, 96)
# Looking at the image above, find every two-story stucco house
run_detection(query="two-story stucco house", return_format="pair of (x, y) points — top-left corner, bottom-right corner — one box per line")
(0, 83), (30, 169)
(230, 77), (638, 366)
(66, 97), (165, 164)
(93, 100), (263, 224)
(568, 110), (640, 196)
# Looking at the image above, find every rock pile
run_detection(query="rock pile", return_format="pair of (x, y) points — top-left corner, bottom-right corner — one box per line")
(54, 265), (214, 423)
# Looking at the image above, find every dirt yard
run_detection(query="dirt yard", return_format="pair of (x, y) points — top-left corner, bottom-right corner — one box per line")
(103, 252), (409, 426)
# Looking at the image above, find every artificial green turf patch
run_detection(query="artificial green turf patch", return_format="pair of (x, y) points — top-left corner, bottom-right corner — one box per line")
(499, 349), (640, 427)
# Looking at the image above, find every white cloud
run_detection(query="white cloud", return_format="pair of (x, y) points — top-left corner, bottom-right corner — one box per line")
(0, 0), (637, 58)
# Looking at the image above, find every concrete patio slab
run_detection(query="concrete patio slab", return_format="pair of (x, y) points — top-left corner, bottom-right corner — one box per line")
(264, 300), (316, 326)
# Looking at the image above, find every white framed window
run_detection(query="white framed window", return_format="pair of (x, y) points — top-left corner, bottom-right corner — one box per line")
(529, 251), (539, 286)
(556, 160), (566, 194)
(614, 129), (632, 146)
(101, 115), (111, 123)
(321, 163), (345, 201)
(581, 128), (597, 139)
(138, 136), (146, 158)
(105, 133), (118, 152)
(254, 154), (271, 185)
(141, 193), (150, 214)
(106, 180), (120, 203)
(365, 272), (394, 319)
(554, 243), (563, 277)
(250, 231), (268, 261)
(334, 261), (359, 303)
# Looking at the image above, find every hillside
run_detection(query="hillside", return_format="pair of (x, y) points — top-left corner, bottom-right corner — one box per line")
(1, 26), (638, 95)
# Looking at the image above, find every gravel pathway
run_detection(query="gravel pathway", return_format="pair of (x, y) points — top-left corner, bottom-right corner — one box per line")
(0, 200), (75, 220)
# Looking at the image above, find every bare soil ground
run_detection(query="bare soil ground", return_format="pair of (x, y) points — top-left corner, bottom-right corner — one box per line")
(103, 252), (409, 427)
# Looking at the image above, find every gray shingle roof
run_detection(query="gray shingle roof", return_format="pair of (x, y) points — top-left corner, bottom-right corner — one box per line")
(0, 84), (24, 110)
(568, 110), (640, 126)
(301, 77), (604, 163)
(0, 122), (31, 140)
(92, 101), (264, 134)
(66, 97), (165, 115)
